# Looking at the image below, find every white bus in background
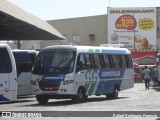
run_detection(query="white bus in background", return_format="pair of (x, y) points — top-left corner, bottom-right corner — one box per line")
(12, 50), (38, 96)
(31, 44), (134, 104)
(0, 44), (17, 103)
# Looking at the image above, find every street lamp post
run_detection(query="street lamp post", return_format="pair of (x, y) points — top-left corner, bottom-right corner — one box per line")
(133, 30), (136, 63)
(17, 40), (21, 49)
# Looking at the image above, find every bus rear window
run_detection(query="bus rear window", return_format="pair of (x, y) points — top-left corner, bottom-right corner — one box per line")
(13, 52), (36, 72)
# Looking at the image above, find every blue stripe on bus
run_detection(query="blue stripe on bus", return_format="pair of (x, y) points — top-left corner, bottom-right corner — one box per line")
(40, 74), (66, 82)
(95, 69), (125, 94)
(98, 69), (125, 79)
(102, 49), (126, 54)
(0, 95), (10, 101)
(95, 79), (122, 94)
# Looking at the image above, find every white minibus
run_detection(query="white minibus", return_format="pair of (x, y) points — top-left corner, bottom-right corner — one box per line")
(31, 44), (134, 104)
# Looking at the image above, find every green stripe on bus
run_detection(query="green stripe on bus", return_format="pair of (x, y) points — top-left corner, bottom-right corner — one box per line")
(95, 49), (100, 53)
(84, 82), (90, 94)
(88, 82), (97, 95)
(88, 49), (94, 53)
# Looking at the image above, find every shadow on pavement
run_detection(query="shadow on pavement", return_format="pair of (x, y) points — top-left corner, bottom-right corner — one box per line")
(23, 96), (129, 107)
(17, 95), (35, 99)
(0, 99), (34, 105)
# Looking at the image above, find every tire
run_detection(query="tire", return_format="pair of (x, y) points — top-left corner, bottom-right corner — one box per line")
(106, 86), (119, 99)
(72, 87), (86, 102)
(36, 95), (49, 104)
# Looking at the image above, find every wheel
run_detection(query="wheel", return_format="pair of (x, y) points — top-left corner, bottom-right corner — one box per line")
(72, 87), (86, 102)
(106, 86), (119, 99)
(36, 95), (49, 104)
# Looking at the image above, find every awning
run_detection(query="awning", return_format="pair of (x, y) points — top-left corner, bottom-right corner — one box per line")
(131, 51), (157, 59)
(0, 0), (65, 40)
(134, 55), (156, 65)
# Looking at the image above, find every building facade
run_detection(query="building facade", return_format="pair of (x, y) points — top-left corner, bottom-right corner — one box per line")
(47, 15), (108, 46)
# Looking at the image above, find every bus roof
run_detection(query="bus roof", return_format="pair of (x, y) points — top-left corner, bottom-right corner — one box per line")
(12, 49), (38, 54)
(42, 44), (131, 54)
(0, 43), (11, 49)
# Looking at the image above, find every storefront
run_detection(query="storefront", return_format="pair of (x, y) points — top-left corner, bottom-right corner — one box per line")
(131, 49), (157, 65)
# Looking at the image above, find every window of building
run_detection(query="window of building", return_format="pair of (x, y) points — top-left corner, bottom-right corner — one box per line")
(73, 34), (80, 44)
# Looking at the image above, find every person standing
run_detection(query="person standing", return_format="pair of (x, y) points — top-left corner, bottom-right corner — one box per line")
(142, 65), (151, 90)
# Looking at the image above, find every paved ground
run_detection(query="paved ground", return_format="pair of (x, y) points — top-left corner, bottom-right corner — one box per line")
(1, 83), (160, 120)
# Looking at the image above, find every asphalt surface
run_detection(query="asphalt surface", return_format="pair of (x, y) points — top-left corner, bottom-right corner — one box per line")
(1, 83), (160, 120)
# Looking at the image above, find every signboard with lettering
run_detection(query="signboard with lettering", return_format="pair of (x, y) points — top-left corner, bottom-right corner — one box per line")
(107, 7), (156, 50)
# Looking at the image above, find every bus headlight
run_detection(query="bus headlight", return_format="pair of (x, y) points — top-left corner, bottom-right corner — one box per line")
(63, 80), (74, 85)
(31, 80), (37, 85)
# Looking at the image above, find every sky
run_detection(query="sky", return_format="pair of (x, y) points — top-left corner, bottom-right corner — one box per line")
(8, 0), (160, 20)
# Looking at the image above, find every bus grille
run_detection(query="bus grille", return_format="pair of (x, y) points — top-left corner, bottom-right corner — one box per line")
(39, 81), (61, 91)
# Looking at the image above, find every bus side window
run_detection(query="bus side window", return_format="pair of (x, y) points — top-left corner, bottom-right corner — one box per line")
(103, 54), (111, 68)
(14, 53), (35, 72)
(99, 55), (104, 68)
(118, 55), (122, 68)
(30, 53), (36, 69)
(76, 54), (86, 71)
(125, 55), (133, 68)
(121, 55), (127, 68)
(93, 54), (102, 68)
(112, 55), (120, 68)
(85, 54), (92, 68)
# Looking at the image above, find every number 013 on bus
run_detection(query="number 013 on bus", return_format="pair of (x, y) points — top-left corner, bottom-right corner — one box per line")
(31, 45), (134, 104)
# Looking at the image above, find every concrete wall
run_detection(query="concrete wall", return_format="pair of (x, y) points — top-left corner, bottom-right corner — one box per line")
(47, 14), (108, 46)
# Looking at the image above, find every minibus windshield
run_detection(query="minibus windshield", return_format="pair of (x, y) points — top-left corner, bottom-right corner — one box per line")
(32, 49), (76, 75)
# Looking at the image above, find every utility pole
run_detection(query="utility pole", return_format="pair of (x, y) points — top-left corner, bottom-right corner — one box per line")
(133, 30), (136, 63)
(17, 40), (21, 49)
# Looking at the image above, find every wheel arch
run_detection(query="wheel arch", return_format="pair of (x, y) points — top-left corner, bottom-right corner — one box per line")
(78, 85), (87, 94)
